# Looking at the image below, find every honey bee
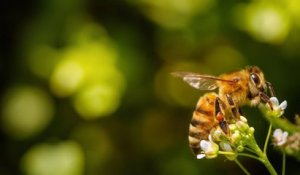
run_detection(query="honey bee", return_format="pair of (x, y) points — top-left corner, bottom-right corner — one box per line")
(172, 66), (275, 155)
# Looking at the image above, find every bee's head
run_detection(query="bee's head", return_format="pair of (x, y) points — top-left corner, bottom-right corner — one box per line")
(246, 66), (267, 96)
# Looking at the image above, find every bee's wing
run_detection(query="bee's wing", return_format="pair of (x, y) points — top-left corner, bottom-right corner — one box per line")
(171, 72), (233, 90)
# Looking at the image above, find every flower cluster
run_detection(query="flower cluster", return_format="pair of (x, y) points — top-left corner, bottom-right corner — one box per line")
(273, 129), (300, 155)
(228, 116), (255, 150)
(286, 132), (300, 154)
(197, 116), (254, 160)
(193, 96), (292, 175)
(196, 96), (291, 169)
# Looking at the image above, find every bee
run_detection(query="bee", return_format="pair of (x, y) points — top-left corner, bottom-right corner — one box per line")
(172, 66), (275, 155)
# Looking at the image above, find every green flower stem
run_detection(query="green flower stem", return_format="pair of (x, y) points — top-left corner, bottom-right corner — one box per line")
(259, 105), (300, 133)
(263, 124), (273, 154)
(218, 151), (235, 156)
(244, 147), (257, 154)
(238, 153), (262, 162)
(234, 159), (251, 175)
(282, 152), (286, 175)
(255, 147), (277, 175)
(248, 137), (277, 175)
(266, 116), (300, 133)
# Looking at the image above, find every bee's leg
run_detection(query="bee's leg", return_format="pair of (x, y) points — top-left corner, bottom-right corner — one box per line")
(238, 107), (243, 116)
(219, 120), (228, 135)
(215, 97), (222, 117)
(215, 97), (228, 134)
(266, 81), (276, 97)
(226, 94), (240, 120)
(259, 92), (273, 110)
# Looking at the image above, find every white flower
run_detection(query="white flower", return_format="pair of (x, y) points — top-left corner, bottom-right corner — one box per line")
(273, 129), (288, 146)
(197, 135), (219, 159)
(269, 97), (287, 116)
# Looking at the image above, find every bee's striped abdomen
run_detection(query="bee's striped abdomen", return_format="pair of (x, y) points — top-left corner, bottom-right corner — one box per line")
(188, 92), (218, 155)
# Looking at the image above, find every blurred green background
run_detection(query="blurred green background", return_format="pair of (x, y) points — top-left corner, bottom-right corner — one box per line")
(1, 0), (300, 174)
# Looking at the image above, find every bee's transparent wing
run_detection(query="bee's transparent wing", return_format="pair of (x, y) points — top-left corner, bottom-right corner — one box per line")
(171, 72), (232, 90)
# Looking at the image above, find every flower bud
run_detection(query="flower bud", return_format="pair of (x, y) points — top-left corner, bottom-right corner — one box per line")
(237, 145), (244, 152)
(248, 127), (255, 135)
(229, 124), (237, 132)
(231, 131), (242, 144)
(220, 141), (233, 152)
(240, 116), (247, 123)
(236, 121), (249, 132)
(212, 128), (223, 141)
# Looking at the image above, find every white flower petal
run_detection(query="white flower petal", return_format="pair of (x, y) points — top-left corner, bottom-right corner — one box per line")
(270, 97), (279, 106)
(282, 131), (288, 138)
(197, 154), (206, 159)
(279, 100), (287, 110)
(273, 129), (282, 138)
(200, 140), (211, 151)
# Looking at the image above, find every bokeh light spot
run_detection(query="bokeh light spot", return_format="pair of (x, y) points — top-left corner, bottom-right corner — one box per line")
(204, 46), (246, 74)
(133, 0), (216, 28)
(49, 23), (125, 119)
(286, 0), (300, 27)
(50, 58), (84, 97)
(21, 141), (84, 175)
(1, 86), (54, 140)
(235, 2), (290, 44)
(73, 84), (121, 119)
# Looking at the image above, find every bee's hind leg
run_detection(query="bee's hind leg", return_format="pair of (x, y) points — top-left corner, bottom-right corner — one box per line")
(215, 97), (228, 134)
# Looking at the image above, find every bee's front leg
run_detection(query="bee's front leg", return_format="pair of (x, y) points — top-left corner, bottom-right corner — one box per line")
(266, 81), (276, 97)
(259, 92), (273, 110)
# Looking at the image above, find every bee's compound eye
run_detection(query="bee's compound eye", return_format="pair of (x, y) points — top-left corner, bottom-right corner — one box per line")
(250, 73), (260, 85)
